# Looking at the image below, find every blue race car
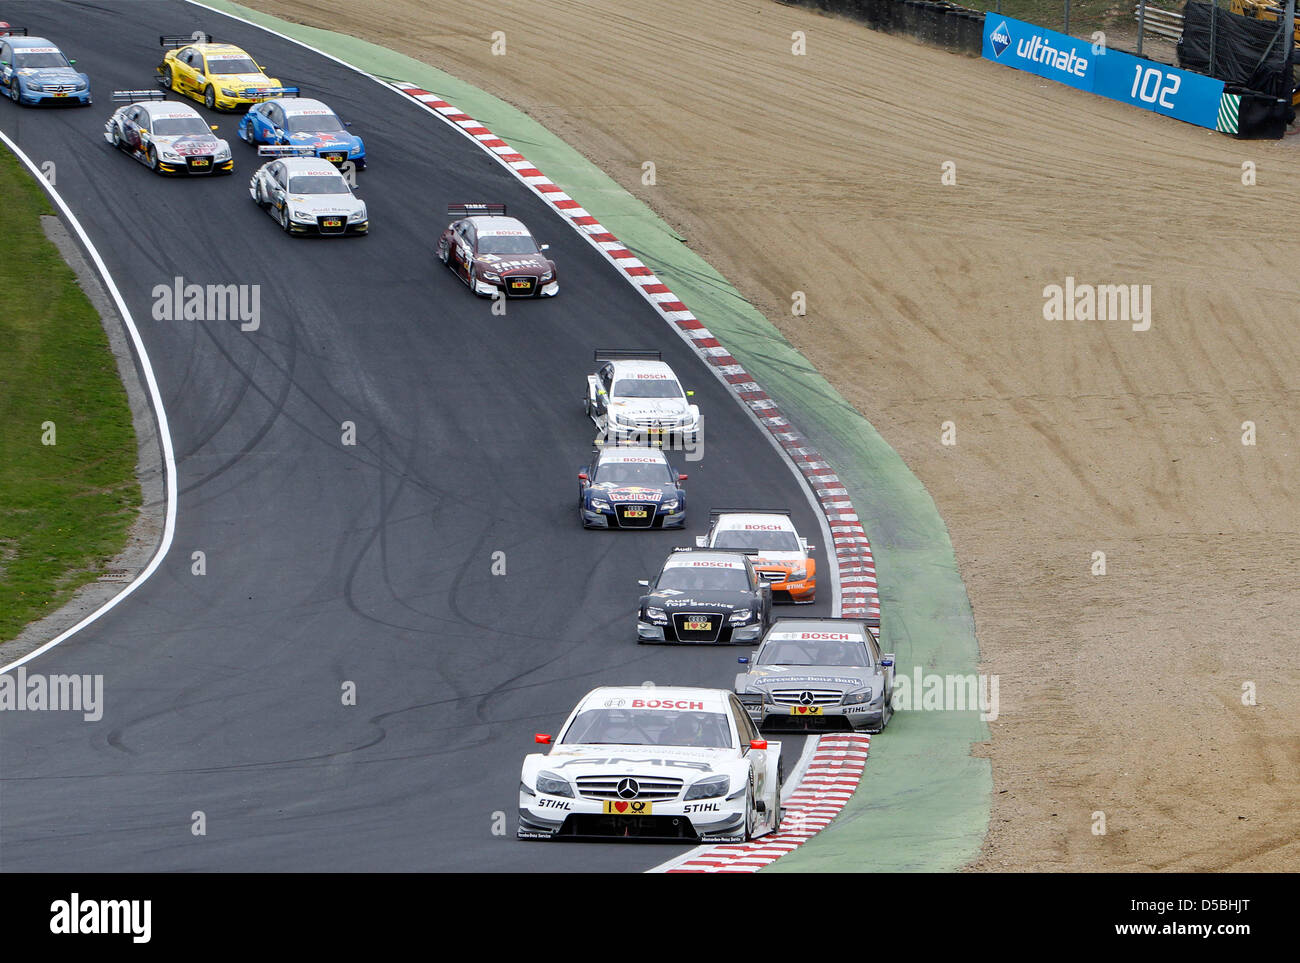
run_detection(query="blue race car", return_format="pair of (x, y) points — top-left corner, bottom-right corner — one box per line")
(238, 95), (365, 169)
(0, 31), (91, 106)
(579, 445), (687, 530)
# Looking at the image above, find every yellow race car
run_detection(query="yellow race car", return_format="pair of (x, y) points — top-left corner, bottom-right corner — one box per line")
(156, 34), (291, 111)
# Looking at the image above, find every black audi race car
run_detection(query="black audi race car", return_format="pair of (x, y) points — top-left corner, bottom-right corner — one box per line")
(579, 445), (687, 529)
(636, 549), (772, 644)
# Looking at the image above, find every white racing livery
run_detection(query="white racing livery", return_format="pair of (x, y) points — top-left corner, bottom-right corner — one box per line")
(248, 146), (368, 236)
(519, 685), (781, 842)
(103, 91), (232, 175)
(585, 349), (701, 447)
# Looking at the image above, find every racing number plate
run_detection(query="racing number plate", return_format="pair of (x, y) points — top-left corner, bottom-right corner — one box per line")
(322, 218), (342, 227)
(790, 706), (824, 716)
(623, 508), (648, 519)
(325, 153), (343, 163)
(603, 800), (652, 815)
(510, 280), (530, 289)
(54, 92), (69, 98)
(191, 159), (210, 167)
(684, 618), (712, 632)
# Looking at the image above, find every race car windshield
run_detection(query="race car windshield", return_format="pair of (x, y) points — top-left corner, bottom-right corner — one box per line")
(713, 529), (801, 553)
(14, 52), (70, 68)
(477, 235), (539, 255)
(151, 117), (213, 136)
(205, 57), (260, 74)
(286, 113), (345, 134)
(288, 174), (350, 194)
(595, 462), (672, 486)
(759, 641), (870, 667)
(657, 566), (750, 593)
(561, 708), (732, 749)
(612, 378), (683, 399)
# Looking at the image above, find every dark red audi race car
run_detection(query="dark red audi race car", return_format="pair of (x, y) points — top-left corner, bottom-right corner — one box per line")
(436, 203), (558, 298)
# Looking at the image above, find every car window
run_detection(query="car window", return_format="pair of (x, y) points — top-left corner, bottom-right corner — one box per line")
(599, 365), (614, 391)
(731, 696), (758, 744)
(612, 377), (684, 399)
(562, 707), (732, 749)
(713, 529), (801, 553)
(1, 45), (12, 63)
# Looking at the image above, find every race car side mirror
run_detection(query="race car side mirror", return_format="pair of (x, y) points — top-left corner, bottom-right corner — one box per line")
(210, 125), (219, 131)
(881, 655), (895, 668)
(678, 474), (688, 482)
(535, 733), (551, 744)
(577, 473), (588, 482)
(540, 243), (550, 251)
(68, 59), (77, 65)
(686, 390), (695, 396)
(637, 579), (649, 587)
(737, 657), (748, 664)
(749, 739), (767, 750)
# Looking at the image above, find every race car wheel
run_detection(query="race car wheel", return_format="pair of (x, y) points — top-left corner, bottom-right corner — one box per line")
(744, 789), (756, 841)
(204, 85), (216, 110)
(8, 79), (19, 103)
(241, 123), (254, 144)
(161, 66), (175, 91)
(110, 124), (123, 149)
(279, 204), (291, 233)
(146, 145), (160, 173)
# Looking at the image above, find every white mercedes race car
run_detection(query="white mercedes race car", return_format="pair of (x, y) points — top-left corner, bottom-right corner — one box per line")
(696, 509), (816, 603)
(248, 146), (368, 236)
(585, 349), (701, 447)
(519, 686), (782, 842)
(103, 90), (232, 175)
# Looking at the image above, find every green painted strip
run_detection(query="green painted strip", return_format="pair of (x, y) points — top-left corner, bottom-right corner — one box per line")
(197, 0), (990, 871)
(1217, 94), (1241, 134)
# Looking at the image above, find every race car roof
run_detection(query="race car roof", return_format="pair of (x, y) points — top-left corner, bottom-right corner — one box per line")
(280, 157), (349, 175)
(9, 37), (60, 50)
(141, 101), (204, 118)
(610, 359), (681, 382)
(468, 215), (532, 237)
(193, 43), (252, 55)
(663, 551), (748, 571)
(598, 446), (669, 465)
(579, 686), (732, 713)
(280, 98), (334, 115)
(714, 512), (799, 533)
(764, 619), (872, 642)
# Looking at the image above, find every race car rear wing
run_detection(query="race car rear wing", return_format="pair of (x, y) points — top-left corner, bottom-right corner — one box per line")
(594, 349), (662, 362)
(671, 546), (759, 556)
(113, 90), (167, 103)
(257, 144), (319, 157)
(0, 26), (29, 37)
(707, 509), (793, 517)
(160, 34), (213, 48)
(244, 86), (300, 102)
(447, 203), (506, 218)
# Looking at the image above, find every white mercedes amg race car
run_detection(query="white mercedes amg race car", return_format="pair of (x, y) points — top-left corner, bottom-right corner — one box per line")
(248, 146), (368, 236)
(518, 686), (782, 842)
(585, 349), (701, 448)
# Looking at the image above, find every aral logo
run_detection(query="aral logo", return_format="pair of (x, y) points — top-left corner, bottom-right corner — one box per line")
(990, 21), (1011, 58)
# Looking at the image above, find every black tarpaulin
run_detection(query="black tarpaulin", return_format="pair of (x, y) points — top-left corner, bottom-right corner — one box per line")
(1177, 2), (1293, 98)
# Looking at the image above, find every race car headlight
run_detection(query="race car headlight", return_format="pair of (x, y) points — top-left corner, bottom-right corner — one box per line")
(684, 775), (730, 801)
(842, 688), (872, 705)
(540, 269), (554, 281)
(644, 606), (667, 620)
(659, 498), (678, 512)
(74, 80), (88, 90)
(480, 270), (501, 282)
(222, 87), (237, 96)
(291, 209), (312, 221)
(215, 145), (231, 160)
(349, 144), (362, 155)
(588, 497), (610, 512)
(27, 83), (44, 92)
(728, 609), (756, 625)
(612, 413), (637, 428)
(789, 566), (807, 582)
(534, 771), (573, 798)
(738, 691), (765, 707)
(160, 150), (182, 161)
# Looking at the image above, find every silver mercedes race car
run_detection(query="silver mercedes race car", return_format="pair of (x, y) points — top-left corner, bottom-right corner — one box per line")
(519, 685), (782, 842)
(734, 618), (895, 733)
(247, 145), (368, 236)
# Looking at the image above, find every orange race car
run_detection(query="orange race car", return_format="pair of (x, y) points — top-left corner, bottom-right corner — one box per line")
(695, 510), (816, 603)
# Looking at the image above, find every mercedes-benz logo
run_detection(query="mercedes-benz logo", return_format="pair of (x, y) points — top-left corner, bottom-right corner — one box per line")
(799, 691), (815, 706)
(616, 777), (640, 799)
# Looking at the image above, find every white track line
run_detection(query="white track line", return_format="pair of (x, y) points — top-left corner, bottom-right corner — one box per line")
(0, 130), (177, 675)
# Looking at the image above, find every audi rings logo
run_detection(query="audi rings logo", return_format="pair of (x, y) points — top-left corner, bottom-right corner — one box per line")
(616, 777), (641, 799)
(798, 691), (816, 706)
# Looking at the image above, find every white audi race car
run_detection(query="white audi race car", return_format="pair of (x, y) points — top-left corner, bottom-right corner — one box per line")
(586, 349), (701, 447)
(248, 146), (368, 236)
(519, 686), (782, 842)
(696, 509), (817, 603)
(103, 90), (232, 175)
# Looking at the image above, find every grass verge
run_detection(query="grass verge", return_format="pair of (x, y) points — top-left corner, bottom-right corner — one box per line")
(0, 147), (140, 643)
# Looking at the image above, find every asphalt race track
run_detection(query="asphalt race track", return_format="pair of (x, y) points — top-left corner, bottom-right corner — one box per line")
(0, 1), (837, 871)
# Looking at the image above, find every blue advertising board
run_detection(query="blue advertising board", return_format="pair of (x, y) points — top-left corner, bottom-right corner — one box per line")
(982, 16), (1225, 130)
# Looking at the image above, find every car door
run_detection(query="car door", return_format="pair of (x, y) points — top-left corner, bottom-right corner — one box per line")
(0, 43), (13, 85)
(593, 363), (614, 418)
(171, 48), (195, 93)
(267, 161), (287, 212)
(865, 629), (892, 702)
(124, 106), (145, 151)
(265, 102), (286, 143)
(731, 695), (768, 805)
